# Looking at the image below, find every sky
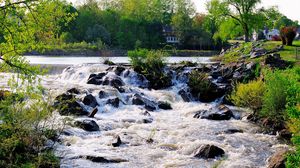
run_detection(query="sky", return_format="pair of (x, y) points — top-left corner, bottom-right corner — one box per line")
(192, 0), (300, 22)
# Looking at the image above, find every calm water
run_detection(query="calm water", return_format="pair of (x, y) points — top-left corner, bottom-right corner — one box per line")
(24, 56), (212, 65)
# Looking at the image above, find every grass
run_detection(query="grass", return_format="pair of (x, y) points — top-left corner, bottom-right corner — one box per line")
(220, 40), (300, 63)
(262, 40), (300, 61)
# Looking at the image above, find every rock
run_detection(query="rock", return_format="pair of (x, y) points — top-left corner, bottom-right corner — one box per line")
(158, 101), (172, 110)
(178, 89), (191, 102)
(112, 135), (122, 147)
(132, 94), (157, 111)
(87, 72), (107, 85)
(145, 104), (156, 111)
(114, 66), (126, 76)
(223, 129), (243, 134)
(267, 149), (289, 168)
(102, 75), (125, 88)
(74, 119), (99, 131)
(250, 48), (267, 58)
(278, 129), (292, 141)
(132, 94), (145, 105)
(79, 155), (127, 163)
(106, 97), (120, 108)
(82, 94), (98, 108)
(87, 78), (102, 85)
(264, 54), (289, 69)
(194, 105), (234, 120)
(115, 86), (125, 93)
(67, 88), (80, 94)
(193, 144), (225, 159)
(54, 93), (88, 116)
(142, 118), (153, 123)
(99, 90), (107, 99)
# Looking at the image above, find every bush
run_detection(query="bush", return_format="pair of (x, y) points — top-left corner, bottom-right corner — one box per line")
(0, 89), (59, 167)
(188, 70), (225, 102)
(260, 69), (291, 125)
(280, 27), (297, 46)
(128, 49), (172, 89)
(230, 80), (265, 112)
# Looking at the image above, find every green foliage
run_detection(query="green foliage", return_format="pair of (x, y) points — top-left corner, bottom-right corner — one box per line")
(188, 71), (212, 98)
(230, 80), (265, 112)
(128, 49), (172, 89)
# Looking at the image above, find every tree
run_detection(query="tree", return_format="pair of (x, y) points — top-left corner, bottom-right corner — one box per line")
(0, 0), (71, 75)
(171, 0), (196, 47)
(223, 0), (261, 42)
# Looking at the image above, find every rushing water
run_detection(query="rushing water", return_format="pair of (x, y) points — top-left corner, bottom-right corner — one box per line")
(24, 56), (212, 65)
(0, 61), (287, 168)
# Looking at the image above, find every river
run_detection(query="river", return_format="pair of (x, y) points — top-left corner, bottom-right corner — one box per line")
(1, 57), (288, 168)
(24, 56), (212, 65)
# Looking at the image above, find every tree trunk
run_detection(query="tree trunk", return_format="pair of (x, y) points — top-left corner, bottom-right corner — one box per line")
(244, 25), (250, 42)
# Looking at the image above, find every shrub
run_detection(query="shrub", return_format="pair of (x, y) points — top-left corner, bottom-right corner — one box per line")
(260, 69), (290, 125)
(280, 27), (297, 46)
(0, 88), (59, 167)
(128, 49), (171, 89)
(230, 80), (265, 112)
(188, 70), (225, 102)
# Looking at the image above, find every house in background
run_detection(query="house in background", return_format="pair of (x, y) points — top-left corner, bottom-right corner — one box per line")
(263, 27), (280, 40)
(162, 25), (180, 44)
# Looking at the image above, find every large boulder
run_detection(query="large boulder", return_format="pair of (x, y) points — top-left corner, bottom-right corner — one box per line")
(114, 66), (126, 76)
(74, 119), (99, 131)
(82, 94), (98, 108)
(178, 89), (191, 102)
(264, 54), (289, 69)
(193, 144), (225, 159)
(267, 149), (289, 168)
(132, 94), (157, 111)
(158, 101), (172, 110)
(54, 93), (88, 116)
(194, 105), (234, 120)
(87, 72), (107, 85)
(102, 75), (125, 88)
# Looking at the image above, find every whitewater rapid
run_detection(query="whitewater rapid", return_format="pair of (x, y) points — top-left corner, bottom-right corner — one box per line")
(0, 63), (288, 168)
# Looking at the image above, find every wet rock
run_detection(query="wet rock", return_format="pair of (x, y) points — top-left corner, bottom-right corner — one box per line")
(142, 118), (153, 124)
(106, 97), (120, 108)
(132, 94), (157, 111)
(278, 129), (292, 141)
(82, 94), (98, 108)
(145, 104), (156, 111)
(79, 155), (127, 163)
(158, 101), (172, 110)
(99, 90), (107, 99)
(74, 119), (99, 131)
(223, 129), (243, 134)
(102, 75), (124, 88)
(267, 149), (289, 168)
(132, 94), (145, 105)
(54, 93), (88, 116)
(87, 72), (107, 85)
(193, 144), (225, 159)
(194, 105), (234, 120)
(112, 135), (122, 147)
(178, 89), (191, 102)
(114, 66), (126, 76)
(115, 86), (125, 93)
(67, 88), (80, 94)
